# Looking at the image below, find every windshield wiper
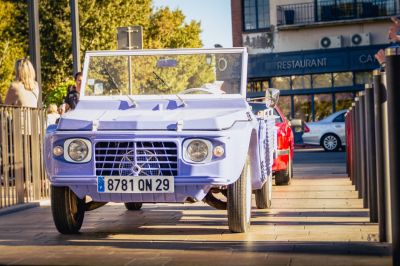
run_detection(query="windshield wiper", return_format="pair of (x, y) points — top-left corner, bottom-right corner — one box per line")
(152, 71), (171, 90)
(152, 71), (186, 107)
(102, 61), (120, 93)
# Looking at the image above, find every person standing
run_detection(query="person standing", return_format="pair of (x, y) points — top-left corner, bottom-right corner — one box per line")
(61, 72), (82, 114)
(46, 104), (60, 126)
(5, 58), (39, 108)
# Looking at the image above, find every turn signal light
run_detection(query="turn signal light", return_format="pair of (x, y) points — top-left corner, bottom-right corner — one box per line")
(213, 146), (225, 157)
(53, 146), (64, 156)
(304, 124), (310, 133)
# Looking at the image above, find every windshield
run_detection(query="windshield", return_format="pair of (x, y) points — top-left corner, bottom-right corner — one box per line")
(83, 49), (246, 96)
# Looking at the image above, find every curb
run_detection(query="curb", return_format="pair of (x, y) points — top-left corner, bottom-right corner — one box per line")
(0, 202), (40, 217)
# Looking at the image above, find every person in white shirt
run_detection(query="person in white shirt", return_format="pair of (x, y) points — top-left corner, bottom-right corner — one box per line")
(47, 104), (60, 126)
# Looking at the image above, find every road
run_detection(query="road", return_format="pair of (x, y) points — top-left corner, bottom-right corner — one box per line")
(0, 149), (390, 266)
(293, 147), (346, 177)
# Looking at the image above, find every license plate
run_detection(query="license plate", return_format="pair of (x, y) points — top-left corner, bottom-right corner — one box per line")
(97, 176), (174, 193)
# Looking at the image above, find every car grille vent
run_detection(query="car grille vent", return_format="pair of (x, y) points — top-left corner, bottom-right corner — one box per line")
(95, 141), (178, 176)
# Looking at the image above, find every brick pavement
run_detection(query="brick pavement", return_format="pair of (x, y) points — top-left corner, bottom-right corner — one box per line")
(0, 174), (391, 266)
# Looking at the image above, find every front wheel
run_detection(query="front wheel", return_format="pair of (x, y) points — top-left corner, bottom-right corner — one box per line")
(124, 202), (143, 211)
(227, 159), (251, 233)
(321, 133), (341, 151)
(51, 186), (85, 234)
(255, 174), (272, 209)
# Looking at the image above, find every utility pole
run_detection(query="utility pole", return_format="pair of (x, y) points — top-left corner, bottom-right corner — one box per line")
(70, 0), (81, 75)
(117, 26), (143, 94)
(28, 0), (42, 106)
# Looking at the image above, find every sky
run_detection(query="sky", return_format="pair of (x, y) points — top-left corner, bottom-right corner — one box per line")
(153, 0), (233, 48)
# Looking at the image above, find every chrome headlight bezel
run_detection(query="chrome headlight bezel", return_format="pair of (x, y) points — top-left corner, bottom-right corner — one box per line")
(63, 138), (92, 163)
(183, 139), (213, 164)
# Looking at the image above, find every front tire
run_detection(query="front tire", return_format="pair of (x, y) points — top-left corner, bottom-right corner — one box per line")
(255, 174), (272, 209)
(321, 133), (341, 151)
(227, 159), (251, 233)
(124, 202), (143, 211)
(51, 186), (85, 234)
(275, 155), (292, 186)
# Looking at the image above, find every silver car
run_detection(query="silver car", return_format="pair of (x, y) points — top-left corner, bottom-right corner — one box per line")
(302, 110), (347, 151)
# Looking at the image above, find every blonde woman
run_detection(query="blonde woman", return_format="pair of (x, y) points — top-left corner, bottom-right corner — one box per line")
(5, 58), (39, 108)
(46, 104), (60, 126)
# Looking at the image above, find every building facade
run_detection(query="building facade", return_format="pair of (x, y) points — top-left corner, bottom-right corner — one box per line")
(231, 0), (399, 122)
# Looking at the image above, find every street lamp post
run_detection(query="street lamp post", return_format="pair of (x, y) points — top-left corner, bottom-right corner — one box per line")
(28, 0), (42, 106)
(70, 0), (81, 75)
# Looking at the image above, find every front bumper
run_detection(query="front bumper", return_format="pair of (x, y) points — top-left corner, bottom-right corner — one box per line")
(272, 148), (290, 172)
(51, 175), (230, 202)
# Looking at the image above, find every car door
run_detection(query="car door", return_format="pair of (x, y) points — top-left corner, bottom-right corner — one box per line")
(331, 112), (346, 145)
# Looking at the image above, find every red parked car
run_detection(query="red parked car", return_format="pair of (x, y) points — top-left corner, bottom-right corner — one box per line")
(249, 102), (294, 185)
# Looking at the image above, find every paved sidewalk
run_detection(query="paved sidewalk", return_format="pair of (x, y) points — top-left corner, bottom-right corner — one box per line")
(0, 172), (390, 266)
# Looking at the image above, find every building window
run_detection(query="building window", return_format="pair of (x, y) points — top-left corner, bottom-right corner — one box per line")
(355, 71), (372, 85)
(314, 94), (333, 121)
(294, 95), (312, 122)
(317, 0), (396, 22)
(312, 73), (332, 88)
(271, 76), (290, 90)
(248, 80), (270, 92)
(333, 72), (353, 87)
(279, 96), (292, 119)
(292, 75), (312, 90)
(243, 0), (270, 31)
(335, 92), (354, 111)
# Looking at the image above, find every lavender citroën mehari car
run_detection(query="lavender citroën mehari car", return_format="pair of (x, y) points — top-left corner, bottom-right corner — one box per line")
(44, 48), (278, 234)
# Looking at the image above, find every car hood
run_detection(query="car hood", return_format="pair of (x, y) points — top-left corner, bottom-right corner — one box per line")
(57, 97), (252, 131)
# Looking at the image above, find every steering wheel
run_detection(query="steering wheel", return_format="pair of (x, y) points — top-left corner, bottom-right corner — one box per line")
(179, 87), (225, 95)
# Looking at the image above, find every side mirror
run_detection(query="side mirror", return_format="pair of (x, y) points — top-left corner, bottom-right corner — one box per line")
(265, 88), (280, 108)
(290, 119), (302, 127)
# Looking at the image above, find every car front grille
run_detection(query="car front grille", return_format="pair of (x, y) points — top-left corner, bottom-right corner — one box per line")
(95, 141), (178, 176)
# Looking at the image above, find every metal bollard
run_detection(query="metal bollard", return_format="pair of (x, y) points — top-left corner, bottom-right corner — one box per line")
(385, 47), (400, 265)
(373, 70), (388, 242)
(365, 84), (378, 223)
(346, 107), (352, 180)
(351, 103), (356, 187)
(359, 92), (369, 208)
(354, 98), (361, 196)
(345, 110), (349, 176)
(382, 71), (392, 243)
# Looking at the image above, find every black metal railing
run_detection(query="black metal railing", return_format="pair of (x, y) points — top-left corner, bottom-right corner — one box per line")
(277, 0), (398, 26)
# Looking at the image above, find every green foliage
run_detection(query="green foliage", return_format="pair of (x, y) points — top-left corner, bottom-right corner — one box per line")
(0, 0), (27, 102)
(0, 0), (203, 101)
(147, 7), (202, 48)
(86, 54), (215, 96)
(43, 80), (75, 107)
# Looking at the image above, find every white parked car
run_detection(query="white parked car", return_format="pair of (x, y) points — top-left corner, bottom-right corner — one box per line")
(302, 110), (347, 151)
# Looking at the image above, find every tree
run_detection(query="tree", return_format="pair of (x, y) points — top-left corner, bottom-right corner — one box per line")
(147, 7), (202, 49)
(0, 0), (203, 103)
(0, 0), (27, 102)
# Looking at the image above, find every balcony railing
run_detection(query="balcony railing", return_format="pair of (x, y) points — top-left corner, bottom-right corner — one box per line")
(0, 105), (49, 209)
(277, 0), (398, 26)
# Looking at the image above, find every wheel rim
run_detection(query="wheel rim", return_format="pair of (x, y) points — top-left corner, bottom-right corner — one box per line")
(68, 189), (81, 222)
(323, 135), (337, 150)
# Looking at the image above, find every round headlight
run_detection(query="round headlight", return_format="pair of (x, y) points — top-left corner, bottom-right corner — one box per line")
(68, 139), (89, 162)
(186, 140), (209, 162)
